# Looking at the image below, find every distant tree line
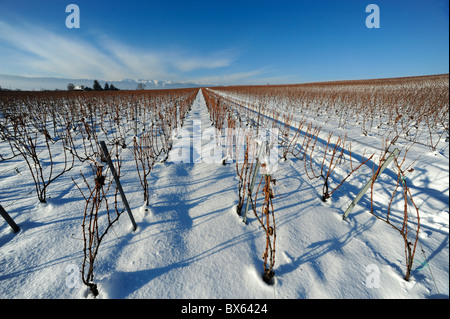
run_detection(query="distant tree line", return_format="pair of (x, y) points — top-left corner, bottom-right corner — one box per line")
(67, 80), (119, 91)
(0, 85), (14, 91)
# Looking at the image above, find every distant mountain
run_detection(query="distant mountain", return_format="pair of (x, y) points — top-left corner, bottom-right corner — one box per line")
(116, 78), (206, 90)
(0, 74), (207, 91)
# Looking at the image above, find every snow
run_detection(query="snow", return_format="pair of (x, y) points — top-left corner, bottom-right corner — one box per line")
(0, 89), (448, 300)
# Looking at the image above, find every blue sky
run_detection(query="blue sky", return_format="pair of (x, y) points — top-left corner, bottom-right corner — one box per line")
(0, 0), (448, 86)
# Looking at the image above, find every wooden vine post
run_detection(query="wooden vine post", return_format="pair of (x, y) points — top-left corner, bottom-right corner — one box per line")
(343, 148), (400, 220)
(100, 141), (137, 231)
(243, 141), (265, 224)
(0, 204), (20, 233)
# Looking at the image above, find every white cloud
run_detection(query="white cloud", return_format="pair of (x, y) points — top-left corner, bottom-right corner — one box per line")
(0, 20), (238, 82)
(0, 21), (130, 79)
(170, 51), (235, 72)
(192, 69), (266, 85)
(189, 67), (298, 86)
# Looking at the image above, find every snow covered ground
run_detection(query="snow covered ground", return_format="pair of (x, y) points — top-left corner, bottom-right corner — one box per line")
(0, 89), (448, 300)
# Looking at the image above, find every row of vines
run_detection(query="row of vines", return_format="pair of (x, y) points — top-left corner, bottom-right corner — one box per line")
(0, 88), (198, 296)
(201, 74), (448, 283)
(0, 74), (447, 294)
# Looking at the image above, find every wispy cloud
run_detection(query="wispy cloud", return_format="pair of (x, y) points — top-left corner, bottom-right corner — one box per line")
(170, 50), (238, 72)
(191, 69), (267, 85)
(0, 20), (239, 82)
(0, 20), (122, 79)
(190, 67), (301, 86)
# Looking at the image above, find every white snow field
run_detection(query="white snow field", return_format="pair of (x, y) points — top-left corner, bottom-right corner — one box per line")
(0, 88), (448, 300)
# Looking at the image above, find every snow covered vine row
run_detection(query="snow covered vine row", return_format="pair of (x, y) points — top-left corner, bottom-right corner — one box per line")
(201, 74), (448, 283)
(0, 88), (199, 296)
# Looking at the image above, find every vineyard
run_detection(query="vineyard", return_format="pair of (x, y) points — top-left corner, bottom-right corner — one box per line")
(0, 74), (448, 299)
